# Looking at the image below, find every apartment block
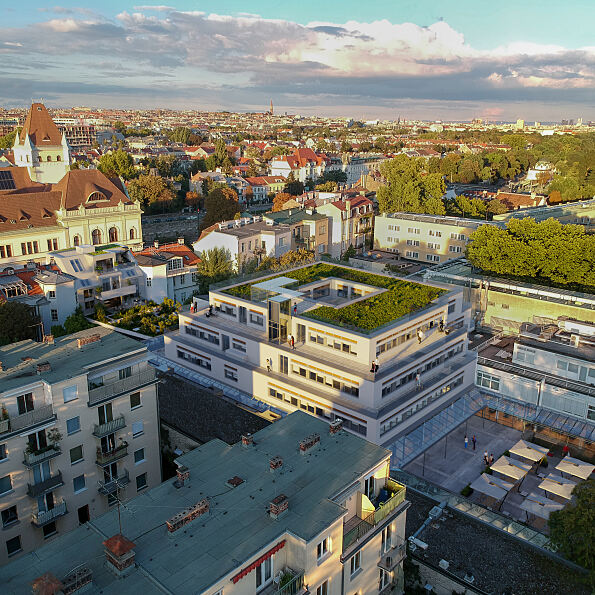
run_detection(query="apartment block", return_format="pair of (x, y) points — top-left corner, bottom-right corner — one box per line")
(374, 213), (490, 264)
(263, 209), (331, 255)
(0, 412), (409, 595)
(0, 328), (160, 565)
(164, 263), (476, 450)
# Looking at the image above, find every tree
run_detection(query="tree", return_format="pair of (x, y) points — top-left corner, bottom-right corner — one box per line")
(215, 139), (229, 164)
(315, 181), (338, 192)
(548, 190), (562, 204)
(127, 175), (175, 209)
(51, 307), (93, 337)
(201, 187), (240, 228)
(197, 247), (234, 289)
(342, 244), (356, 261)
(0, 302), (39, 345)
(155, 154), (180, 178)
(0, 129), (18, 149)
(549, 480), (595, 586)
(277, 249), (315, 268)
(97, 150), (136, 180)
(272, 192), (293, 212)
(284, 172), (304, 196)
(486, 198), (507, 217)
(168, 127), (192, 144)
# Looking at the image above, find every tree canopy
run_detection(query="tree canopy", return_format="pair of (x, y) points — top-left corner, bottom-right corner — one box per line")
(97, 149), (136, 180)
(0, 129), (18, 149)
(466, 217), (595, 289)
(127, 174), (175, 210)
(272, 192), (293, 212)
(200, 187), (240, 229)
(196, 247), (234, 291)
(0, 302), (39, 345)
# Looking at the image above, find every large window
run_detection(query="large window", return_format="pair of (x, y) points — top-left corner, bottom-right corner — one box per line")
(255, 556), (272, 591)
(316, 581), (328, 595)
(134, 448), (145, 464)
(136, 473), (147, 492)
(0, 475), (12, 496)
(350, 551), (361, 576)
(66, 416), (80, 435)
(1, 506), (18, 528)
(130, 392), (141, 409)
(476, 370), (500, 391)
(73, 474), (85, 493)
(108, 227), (119, 242)
(63, 385), (78, 403)
(70, 445), (83, 465)
(132, 421), (144, 437)
(6, 535), (21, 557)
(91, 229), (102, 245)
(317, 537), (330, 560)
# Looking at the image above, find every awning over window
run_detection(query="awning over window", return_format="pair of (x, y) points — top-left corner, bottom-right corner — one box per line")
(231, 540), (285, 584)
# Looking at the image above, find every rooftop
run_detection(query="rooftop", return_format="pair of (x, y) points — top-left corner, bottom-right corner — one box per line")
(0, 327), (146, 393)
(0, 412), (391, 594)
(379, 212), (493, 228)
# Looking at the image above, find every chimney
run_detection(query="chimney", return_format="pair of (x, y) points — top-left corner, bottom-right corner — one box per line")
(329, 419), (343, 435)
(0, 361), (3, 372)
(103, 534), (136, 577)
(299, 433), (320, 454)
(36, 362), (51, 374)
(269, 494), (288, 519)
(570, 334), (580, 348)
(154, 240), (159, 249)
(269, 456), (283, 472)
(177, 237), (184, 245)
(31, 572), (64, 595)
(241, 433), (254, 447)
(174, 465), (190, 488)
(166, 499), (209, 533)
(77, 333), (101, 349)
(226, 475), (244, 488)
(43, 334), (54, 345)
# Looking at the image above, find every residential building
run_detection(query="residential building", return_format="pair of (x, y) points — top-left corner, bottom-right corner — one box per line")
(49, 244), (144, 315)
(0, 412), (409, 594)
(270, 148), (329, 183)
(326, 154), (386, 185)
(0, 328), (160, 565)
(53, 119), (97, 150)
(134, 240), (201, 304)
(164, 263), (476, 449)
(245, 175), (287, 204)
(0, 264), (77, 337)
(317, 197), (374, 257)
(374, 213), (490, 265)
(189, 171), (250, 203)
(262, 175), (288, 195)
(424, 259), (595, 332)
(193, 216), (292, 270)
(263, 208), (331, 255)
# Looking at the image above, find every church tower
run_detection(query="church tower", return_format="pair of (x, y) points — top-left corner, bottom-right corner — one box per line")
(13, 103), (71, 183)
(270, 99), (274, 115)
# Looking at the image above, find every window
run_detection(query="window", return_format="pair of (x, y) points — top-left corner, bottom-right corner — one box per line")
(21, 241), (39, 255)
(47, 290), (56, 299)
(46, 239), (58, 251)
(136, 473), (147, 492)
(382, 524), (392, 553)
(224, 368), (238, 381)
(51, 309), (58, 322)
(426, 254), (440, 262)
(587, 405), (595, 421)
(146, 278), (152, 287)
(429, 230), (442, 237)
(449, 245), (462, 253)
(91, 229), (102, 245)
(557, 360), (568, 371)
(73, 474), (85, 493)
(516, 346), (535, 364)
(406, 239), (420, 246)
(350, 551), (361, 576)
(108, 227), (119, 242)
(66, 417), (80, 435)
(0, 475), (12, 495)
(69, 258), (83, 272)
(132, 421), (144, 437)
(407, 227), (420, 234)
(379, 569), (390, 590)
(63, 385), (78, 403)
(279, 237), (285, 247)
(476, 370), (500, 391)
(0, 245), (13, 259)
(119, 366), (132, 380)
(317, 537), (329, 560)
(6, 535), (21, 557)
(1, 506), (18, 528)
(43, 521), (57, 538)
(167, 258), (183, 271)
(0, 444), (6, 461)
(130, 392), (141, 409)
(17, 393), (34, 414)
(405, 251), (419, 259)
(256, 556), (273, 591)
(134, 448), (145, 464)
(568, 363), (579, 374)
(129, 228), (137, 240)
(70, 445), (83, 464)
(364, 476), (375, 499)
(73, 235), (81, 247)
(316, 581), (328, 595)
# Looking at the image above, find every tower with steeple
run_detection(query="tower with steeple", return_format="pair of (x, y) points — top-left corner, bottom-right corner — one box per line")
(13, 103), (71, 183)
(270, 99), (274, 115)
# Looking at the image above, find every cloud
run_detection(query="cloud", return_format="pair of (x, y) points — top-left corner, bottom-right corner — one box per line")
(0, 9), (593, 118)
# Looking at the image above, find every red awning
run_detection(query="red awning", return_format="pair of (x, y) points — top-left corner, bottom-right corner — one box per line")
(231, 540), (286, 583)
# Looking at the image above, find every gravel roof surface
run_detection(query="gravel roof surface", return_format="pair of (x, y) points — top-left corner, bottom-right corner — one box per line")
(158, 373), (270, 444)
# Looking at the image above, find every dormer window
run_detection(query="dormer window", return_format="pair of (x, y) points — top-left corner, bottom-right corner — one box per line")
(167, 258), (183, 271)
(87, 191), (107, 202)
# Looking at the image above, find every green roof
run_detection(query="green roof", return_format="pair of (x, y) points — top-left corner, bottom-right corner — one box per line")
(264, 209), (328, 225)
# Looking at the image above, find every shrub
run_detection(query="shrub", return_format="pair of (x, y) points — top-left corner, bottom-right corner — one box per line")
(483, 465), (493, 475)
(460, 484), (473, 497)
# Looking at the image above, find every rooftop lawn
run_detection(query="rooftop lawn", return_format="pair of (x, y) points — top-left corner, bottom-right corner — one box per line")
(223, 263), (445, 333)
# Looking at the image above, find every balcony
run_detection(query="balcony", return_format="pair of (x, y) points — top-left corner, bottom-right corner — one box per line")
(24, 445), (61, 468)
(93, 414), (126, 438)
(88, 369), (156, 406)
(27, 471), (64, 498)
(261, 569), (307, 595)
(99, 284), (137, 301)
(96, 442), (128, 466)
(342, 479), (406, 552)
(32, 499), (67, 527)
(378, 540), (407, 571)
(98, 470), (130, 495)
(0, 404), (55, 435)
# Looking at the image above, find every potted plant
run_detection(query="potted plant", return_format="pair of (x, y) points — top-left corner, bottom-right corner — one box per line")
(95, 265), (103, 273)
(47, 428), (62, 447)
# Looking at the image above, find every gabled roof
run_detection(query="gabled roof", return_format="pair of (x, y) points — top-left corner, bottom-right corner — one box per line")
(134, 243), (200, 267)
(19, 103), (63, 146)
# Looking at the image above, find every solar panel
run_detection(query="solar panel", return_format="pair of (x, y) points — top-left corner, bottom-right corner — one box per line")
(0, 170), (16, 191)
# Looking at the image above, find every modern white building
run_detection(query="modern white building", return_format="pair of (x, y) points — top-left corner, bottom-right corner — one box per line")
(164, 263), (477, 449)
(0, 327), (160, 565)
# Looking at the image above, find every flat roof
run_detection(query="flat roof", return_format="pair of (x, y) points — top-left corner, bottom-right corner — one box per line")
(378, 212), (493, 228)
(0, 327), (146, 393)
(0, 412), (392, 594)
(215, 220), (291, 238)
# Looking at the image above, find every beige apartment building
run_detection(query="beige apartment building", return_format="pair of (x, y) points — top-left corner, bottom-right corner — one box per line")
(0, 328), (160, 565)
(0, 412), (409, 595)
(374, 213), (491, 265)
(263, 209), (331, 255)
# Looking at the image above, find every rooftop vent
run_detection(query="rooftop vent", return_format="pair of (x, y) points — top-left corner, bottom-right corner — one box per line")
(36, 362), (51, 374)
(429, 506), (443, 520)
(103, 534), (136, 577)
(153, 240), (159, 249)
(177, 237), (184, 245)
(439, 559), (449, 571)
(269, 456), (283, 471)
(241, 433), (254, 447)
(173, 465), (189, 488)
(77, 333), (101, 348)
(42, 334), (54, 345)
(269, 494), (288, 519)
(166, 499), (209, 533)
(226, 476), (245, 488)
(299, 433), (320, 454)
(329, 419), (343, 435)
(464, 574), (475, 584)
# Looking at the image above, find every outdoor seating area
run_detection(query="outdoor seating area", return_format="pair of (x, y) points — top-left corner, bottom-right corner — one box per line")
(467, 438), (593, 533)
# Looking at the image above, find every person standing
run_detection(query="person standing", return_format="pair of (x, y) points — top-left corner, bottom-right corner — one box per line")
(293, 304), (297, 316)
(490, 453), (495, 466)
(374, 357), (379, 373)
(562, 444), (570, 457)
(416, 372), (421, 389)
(472, 435), (476, 450)
(464, 435), (468, 449)
(266, 358), (271, 373)
(290, 335), (295, 350)
(483, 451), (489, 465)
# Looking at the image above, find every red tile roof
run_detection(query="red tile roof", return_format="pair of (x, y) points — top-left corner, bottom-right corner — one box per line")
(103, 534), (136, 557)
(134, 242), (200, 265)
(19, 103), (63, 146)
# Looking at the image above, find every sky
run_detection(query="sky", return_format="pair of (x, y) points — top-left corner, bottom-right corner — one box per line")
(1, 1), (594, 121)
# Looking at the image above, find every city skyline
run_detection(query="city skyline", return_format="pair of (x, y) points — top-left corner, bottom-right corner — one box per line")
(1, 2), (594, 120)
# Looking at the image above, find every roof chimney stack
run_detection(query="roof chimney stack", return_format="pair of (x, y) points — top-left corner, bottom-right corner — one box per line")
(299, 433), (320, 454)
(269, 456), (283, 472)
(177, 237), (184, 245)
(241, 433), (254, 447)
(329, 419), (343, 435)
(31, 572), (63, 595)
(269, 494), (288, 519)
(154, 240), (159, 249)
(166, 499), (209, 533)
(103, 534), (136, 577)
(174, 465), (190, 488)
(77, 333), (101, 349)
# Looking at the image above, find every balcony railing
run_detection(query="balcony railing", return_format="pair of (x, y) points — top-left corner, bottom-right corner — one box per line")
(96, 442), (128, 466)
(1, 405), (55, 435)
(24, 445), (61, 468)
(343, 479), (406, 551)
(88, 369), (156, 405)
(27, 471), (64, 498)
(93, 415), (126, 438)
(378, 540), (407, 571)
(32, 499), (67, 527)
(277, 570), (305, 595)
(98, 470), (130, 495)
